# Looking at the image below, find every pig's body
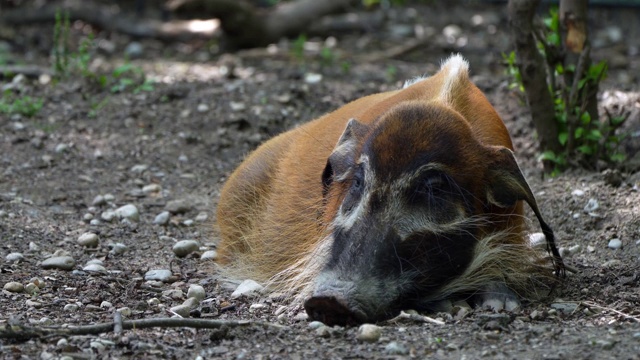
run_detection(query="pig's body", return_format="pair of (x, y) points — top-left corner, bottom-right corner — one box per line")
(216, 55), (564, 325)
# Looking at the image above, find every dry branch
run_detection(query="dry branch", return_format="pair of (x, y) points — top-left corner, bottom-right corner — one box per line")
(0, 317), (286, 341)
(0, 2), (219, 41)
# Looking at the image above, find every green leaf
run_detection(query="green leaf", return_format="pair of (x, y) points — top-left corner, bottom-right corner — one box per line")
(577, 145), (594, 155)
(574, 127), (584, 139)
(610, 116), (626, 126)
(558, 132), (568, 146)
(580, 111), (591, 124)
(610, 153), (626, 162)
(113, 63), (134, 77)
(546, 33), (560, 46)
(538, 150), (558, 162)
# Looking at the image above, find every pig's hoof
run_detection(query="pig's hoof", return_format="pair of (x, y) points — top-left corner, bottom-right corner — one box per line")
(476, 283), (520, 312)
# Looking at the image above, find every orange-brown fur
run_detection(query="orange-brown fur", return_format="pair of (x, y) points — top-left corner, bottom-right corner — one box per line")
(216, 55), (557, 298)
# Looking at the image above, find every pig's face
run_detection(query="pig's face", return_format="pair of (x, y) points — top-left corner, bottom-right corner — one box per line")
(305, 102), (554, 325)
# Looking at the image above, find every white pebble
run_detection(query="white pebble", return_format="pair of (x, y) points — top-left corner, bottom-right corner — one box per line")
(3, 281), (24, 293)
(187, 284), (206, 301)
(230, 102), (246, 111)
(100, 301), (113, 309)
(197, 103), (209, 113)
(608, 238), (622, 250)
(115, 204), (140, 222)
(54, 143), (69, 153)
(528, 233), (546, 248)
(195, 212), (208, 222)
(274, 305), (287, 316)
(83, 213), (94, 221)
(117, 307), (132, 317)
(568, 244), (582, 255)
(130, 164), (148, 174)
(153, 211), (170, 225)
(304, 73), (322, 84)
(24, 282), (39, 294)
(78, 232), (99, 247)
(231, 279), (264, 298)
(6, 252), (24, 262)
(103, 194), (115, 202)
(144, 269), (173, 282)
(183, 297), (200, 308)
(587, 245), (595, 252)
(385, 341), (408, 355)
(57, 338), (68, 348)
(249, 303), (267, 313)
(41, 256), (76, 270)
(109, 243), (128, 255)
(86, 258), (104, 266)
(29, 242), (40, 251)
(142, 184), (161, 193)
(200, 250), (218, 260)
(170, 304), (191, 317)
(172, 240), (200, 257)
(101, 210), (116, 222)
(92, 195), (106, 206)
(83, 263), (107, 273)
(183, 219), (194, 226)
(571, 189), (585, 196)
(64, 304), (79, 312)
(584, 198), (599, 213)
(357, 324), (382, 342)
(147, 298), (161, 306)
(30, 277), (45, 288)
(308, 321), (325, 329)
(90, 219), (101, 226)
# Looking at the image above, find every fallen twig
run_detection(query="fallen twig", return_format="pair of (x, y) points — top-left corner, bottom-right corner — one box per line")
(582, 301), (640, 323)
(1, 317), (286, 341)
(383, 311), (445, 326)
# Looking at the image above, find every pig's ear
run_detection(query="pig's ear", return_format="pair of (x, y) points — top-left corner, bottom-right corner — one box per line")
(322, 119), (369, 193)
(485, 146), (565, 276)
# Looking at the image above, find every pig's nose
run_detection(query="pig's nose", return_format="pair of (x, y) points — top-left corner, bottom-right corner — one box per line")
(304, 295), (365, 326)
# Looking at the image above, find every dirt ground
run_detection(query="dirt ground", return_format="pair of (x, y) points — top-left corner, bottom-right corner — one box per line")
(1, 2), (640, 359)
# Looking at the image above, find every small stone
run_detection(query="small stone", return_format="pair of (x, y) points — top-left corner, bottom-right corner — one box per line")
(117, 307), (132, 317)
(100, 301), (113, 309)
(528, 233), (546, 248)
(315, 325), (331, 338)
(231, 280), (264, 299)
(83, 213), (94, 221)
(124, 40), (144, 57)
(147, 298), (161, 306)
(144, 269), (173, 282)
(103, 194), (115, 202)
(130, 164), (148, 174)
(30, 277), (45, 288)
(385, 341), (408, 355)
(568, 244), (582, 255)
(594, 339), (616, 350)
(197, 103), (209, 113)
(608, 238), (622, 250)
(165, 199), (193, 214)
(229, 102), (246, 111)
(54, 143), (69, 153)
(92, 195), (106, 206)
(584, 198), (599, 213)
(293, 312), (309, 322)
(162, 289), (185, 300)
(5, 252), (24, 262)
(77, 232), (99, 247)
(57, 338), (68, 348)
(182, 297), (200, 309)
(571, 189), (585, 196)
(28, 242), (40, 251)
(304, 73), (322, 84)
(83, 263), (107, 273)
(182, 219), (194, 226)
(41, 256), (76, 270)
(24, 282), (39, 294)
(249, 303), (267, 313)
(195, 212), (208, 222)
(274, 305), (287, 316)
(170, 304), (191, 317)
(142, 184), (161, 193)
(357, 324), (382, 342)
(308, 321), (325, 329)
(101, 210), (116, 222)
(115, 204), (140, 222)
(3, 281), (24, 293)
(201, 250), (218, 260)
(587, 245), (595, 252)
(109, 243), (128, 255)
(154, 211), (170, 225)
(173, 240), (200, 257)
(187, 284), (206, 301)
(90, 219), (101, 226)
(550, 302), (579, 314)
(25, 300), (42, 308)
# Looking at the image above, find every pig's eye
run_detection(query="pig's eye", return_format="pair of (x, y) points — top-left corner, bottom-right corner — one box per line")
(350, 166), (364, 192)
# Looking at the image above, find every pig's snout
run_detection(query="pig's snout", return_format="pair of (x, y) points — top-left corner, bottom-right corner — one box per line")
(304, 278), (369, 326)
